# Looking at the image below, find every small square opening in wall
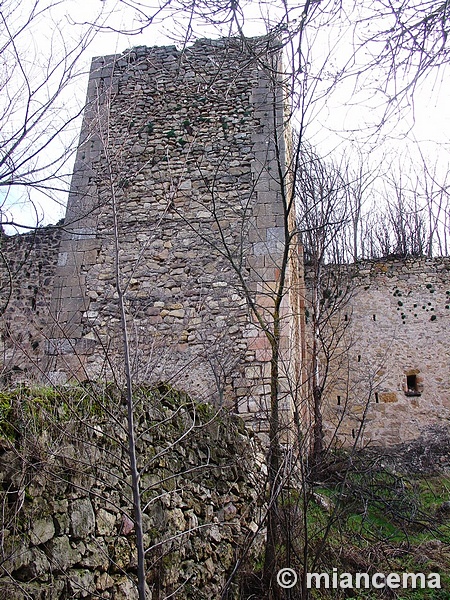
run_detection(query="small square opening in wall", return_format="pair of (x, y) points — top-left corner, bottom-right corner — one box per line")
(405, 373), (421, 397)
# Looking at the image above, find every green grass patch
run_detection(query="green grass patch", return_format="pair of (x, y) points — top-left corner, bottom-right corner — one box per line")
(282, 456), (450, 599)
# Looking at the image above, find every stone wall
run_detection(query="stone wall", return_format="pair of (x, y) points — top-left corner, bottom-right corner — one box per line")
(2, 40), (450, 450)
(0, 226), (63, 382)
(0, 37), (301, 441)
(0, 386), (264, 599)
(307, 257), (450, 446)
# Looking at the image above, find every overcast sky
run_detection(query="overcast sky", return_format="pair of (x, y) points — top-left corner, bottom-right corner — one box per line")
(3, 0), (450, 228)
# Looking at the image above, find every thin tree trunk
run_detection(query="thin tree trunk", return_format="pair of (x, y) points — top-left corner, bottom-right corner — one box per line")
(110, 173), (147, 600)
(263, 312), (281, 600)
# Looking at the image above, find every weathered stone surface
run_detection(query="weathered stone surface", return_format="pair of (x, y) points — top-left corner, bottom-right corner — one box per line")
(71, 498), (96, 538)
(0, 387), (263, 599)
(30, 517), (55, 545)
(68, 569), (96, 597)
(96, 508), (116, 536)
(0, 37), (299, 440)
(380, 392), (398, 404)
(47, 535), (82, 571)
(307, 257), (450, 446)
(113, 577), (140, 600)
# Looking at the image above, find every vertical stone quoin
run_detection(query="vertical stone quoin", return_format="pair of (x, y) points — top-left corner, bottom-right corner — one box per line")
(44, 54), (116, 381)
(41, 36), (302, 435)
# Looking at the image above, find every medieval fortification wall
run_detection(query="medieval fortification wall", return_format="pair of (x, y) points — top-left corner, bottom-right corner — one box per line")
(0, 38), (299, 439)
(0, 226), (63, 380)
(1, 39), (449, 447)
(310, 257), (450, 446)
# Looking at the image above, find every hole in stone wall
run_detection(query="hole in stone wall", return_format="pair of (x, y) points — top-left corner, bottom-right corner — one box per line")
(352, 428), (355, 439)
(405, 374), (421, 396)
(373, 314), (376, 321)
(375, 392), (379, 403)
(407, 374), (416, 390)
(337, 395), (341, 406)
(357, 355), (361, 363)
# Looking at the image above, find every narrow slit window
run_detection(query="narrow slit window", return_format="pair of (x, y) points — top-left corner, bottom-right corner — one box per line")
(375, 392), (379, 403)
(337, 395), (341, 406)
(373, 314), (376, 321)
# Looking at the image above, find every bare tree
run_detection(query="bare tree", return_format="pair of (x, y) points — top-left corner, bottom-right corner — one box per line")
(2, 1), (450, 598)
(0, 0), (103, 230)
(296, 144), (354, 463)
(362, 156), (450, 259)
(368, 1), (450, 82)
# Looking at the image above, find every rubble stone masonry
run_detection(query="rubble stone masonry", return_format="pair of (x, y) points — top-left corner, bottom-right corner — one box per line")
(309, 257), (450, 446)
(2, 39), (449, 446)
(0, 38), (300, 439)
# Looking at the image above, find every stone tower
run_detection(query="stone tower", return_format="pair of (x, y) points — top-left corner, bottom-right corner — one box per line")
(39, 37), (302, 436)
